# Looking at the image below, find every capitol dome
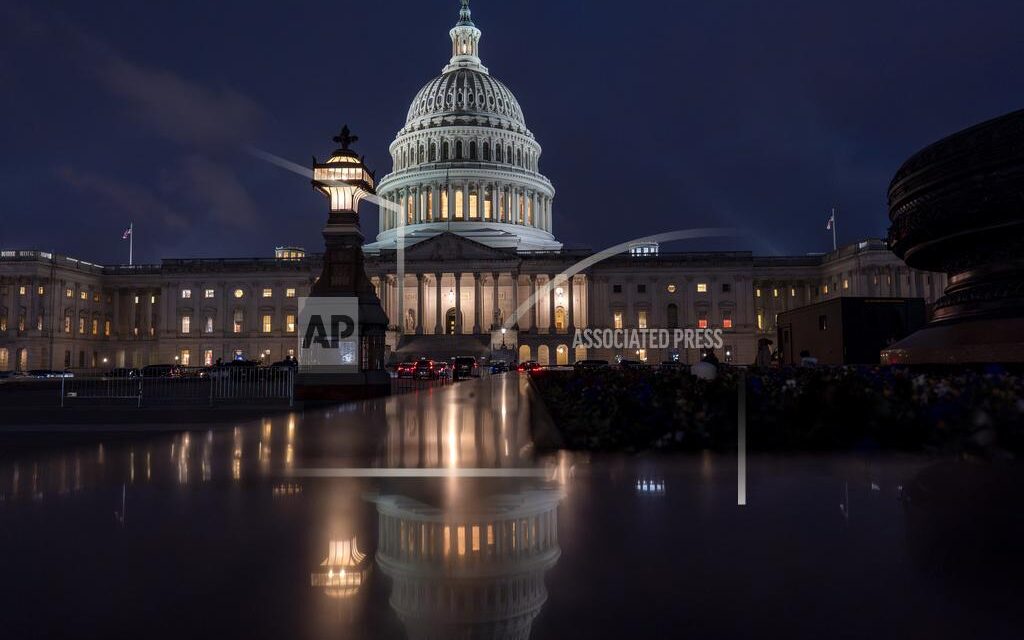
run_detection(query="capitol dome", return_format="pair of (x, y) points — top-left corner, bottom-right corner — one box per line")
(404, 68), (527, 133)
(364, 0), (561, 254)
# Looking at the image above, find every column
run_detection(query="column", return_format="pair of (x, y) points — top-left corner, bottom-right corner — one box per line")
(529, 275), (538, 333)
(434, 273), (444, 335)
(472, 273), (482, 334)
(548, 275), (556, 334)
(415, 273), (424, 335)
(491, 272), (500, 329)
(531, 192), (539, 227)
(491, 184), (499, 224)
(511, 272), (520, 329)
(397, 273), (405, 334)
(454, 273), (463, 334)
(567, 275), (575, 332)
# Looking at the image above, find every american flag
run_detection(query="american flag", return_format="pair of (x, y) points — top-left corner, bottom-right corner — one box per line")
(122, 227), (132, 240)
(825, 212), (835, 231)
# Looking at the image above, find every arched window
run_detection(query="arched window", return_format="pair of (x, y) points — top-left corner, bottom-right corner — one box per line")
(417, 145), (424, 163)
(483, 142), (490, 161)
(442, 141), (450, 160)
(496, 144), (503, 163)
(667, 303), (679, 329)
(516, 149), (522, 167)
(506, 146), (513, 164)
(469, 141), (477, 160)
(429, 142), (437, 161)
(455, 140), (464, 159)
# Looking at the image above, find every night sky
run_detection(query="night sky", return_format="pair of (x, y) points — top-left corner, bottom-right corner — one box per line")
(2, 0), (1023, 264)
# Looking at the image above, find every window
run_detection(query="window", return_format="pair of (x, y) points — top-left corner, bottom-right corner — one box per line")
(37, 286), (44, 296)
(35, 314), (43, 331)
(78, 317), (85, 334)
(723, 311), (733, 329)
(667, 304), (679, 329)
(262, 314), (272, 333)
(234, 289), (244, 299)
(722, 283), (732, 293)
(62, 314), (70, 333)
(613, 311), (623, 329)
(150, 295), (156, 304)
(791, 288), (796, 297)
(205, 316), (214, 333)
(18, 286), (26, 296)
(134, 295), (140, 304)
(204, 350), (214, 367)
(285, 288), (296, 298)
(65, 287), (73, 298)
(773, 289), (779, 298)
(818, 315), (828, 331)
(697, 283), (708, 293)
(233, 310), (244, 334)
(104, 320), (111, 337)
(180, 349), (191, 367)
(17, 312), (25, 332)
(262, 288), (273, 298)
(80, 290), (87, 300)
(823, 284), (829, 295)
(204, 289), (215, 299)
(286, 314), (296, 333)
(637, 284), (646, 294)
(843, 278), (850, 290)
(756, 288), (762, 298)
(181, 289), (192, 299)
(697, 311), (708, 329)
(90, 318), (98, 335)
(667, 284), (677, 294)
(612, 284), (622, 294)
(757, 311), (764, 331)
(181, 315), (192, 334)
(638, 310), (648, 329)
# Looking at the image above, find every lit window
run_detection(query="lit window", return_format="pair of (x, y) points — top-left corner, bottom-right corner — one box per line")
(697, 283), (708, 293)
(204, 289), (215, 299)
(133, 295), (139, 304)
(773, 289), (779, 298)
(150, 295), (156, 304)
(723, 316), (733, 329)
(843, 279), (850, 290)
(638, 310), (648, 329)
(91, 319), (98, 335)
(262, 288), (273, 298)
(823, 285), (829, 295)
(181, 315), (191, 334)
(233, 310), (244, 333)
(285, 288), (296, 298)
(63, 316), (70, 333)
(180, 349), (191, 367)
(65, 287), (73, 298)
(756, 288), (762, 298)
(104, 320), (111, 336)
(78, 317), (85, 334)
(757, 311), (764, 331)
(204, 350), (214, 367)
(234, 289), (244, 299)
(37, 286), (44, 296)
(18, 286), (26, 296)
(36, 315), (43, 331)
(667, 284), (677, 293)
(698, 312), (708, 329)
(262, 314), (272, 333)
(791, 288), (796, 297)
(181, 289), (192, 299)
(205, 316), (214, 333)
(80, 291), (87, 300)
(613, 311), (623, 329)
(286, 314), (296, 333)
(93, 292), (101, 302)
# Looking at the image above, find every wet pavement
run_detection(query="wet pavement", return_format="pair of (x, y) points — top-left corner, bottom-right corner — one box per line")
(1, 373), (1021, 639)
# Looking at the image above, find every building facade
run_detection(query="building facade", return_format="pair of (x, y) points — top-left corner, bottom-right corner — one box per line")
(0, 2), (947, 371)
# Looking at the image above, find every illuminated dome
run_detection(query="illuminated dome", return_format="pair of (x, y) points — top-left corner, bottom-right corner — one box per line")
(365, 0), (561, 254)
(404, 69), (527, 134)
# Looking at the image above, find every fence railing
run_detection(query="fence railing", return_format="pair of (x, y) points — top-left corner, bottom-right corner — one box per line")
(60, 367), (295, 407)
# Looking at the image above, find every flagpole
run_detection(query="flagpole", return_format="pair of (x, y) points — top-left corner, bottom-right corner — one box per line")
(831, 207), (837, 251)
(129, 222), (134, 266)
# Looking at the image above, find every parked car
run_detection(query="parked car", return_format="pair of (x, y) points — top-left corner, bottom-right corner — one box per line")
(517, 360), (541, 373)
(452, 356), (477, 380)
(141, 364), (182, 378)
(573, 359), (608, 371)
(434, 361), (451, 378)
(207, 360), (259, 380)
(270, 357), (298, 370)
(490, 360), (509, 374)
(617, 359), (645, 370)
(105, 368), (140, 379)
(27, 369), (74, 379)
(415, 358), (439, 380)
(396, 361), (417, 378)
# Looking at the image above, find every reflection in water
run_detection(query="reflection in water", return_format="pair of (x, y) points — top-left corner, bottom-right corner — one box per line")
(311, 537), (372, 599)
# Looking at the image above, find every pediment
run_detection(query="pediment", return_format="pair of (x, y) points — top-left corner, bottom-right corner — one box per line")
(404, 231), (518, 263)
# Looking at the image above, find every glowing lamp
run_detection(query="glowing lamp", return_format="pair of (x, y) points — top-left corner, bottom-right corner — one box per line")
(312, 125), (376, 215)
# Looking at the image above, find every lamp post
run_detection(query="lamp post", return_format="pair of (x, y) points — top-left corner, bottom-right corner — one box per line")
(296, 125), (390, 403)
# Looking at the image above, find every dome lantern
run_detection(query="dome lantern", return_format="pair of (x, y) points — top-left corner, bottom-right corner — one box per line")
(445, 0), (487, 74)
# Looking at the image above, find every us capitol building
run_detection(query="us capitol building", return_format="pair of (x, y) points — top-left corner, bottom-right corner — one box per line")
(0, 1), (944, 372)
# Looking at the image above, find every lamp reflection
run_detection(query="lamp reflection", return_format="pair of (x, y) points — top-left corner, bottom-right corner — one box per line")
(310, 537), (371, 599)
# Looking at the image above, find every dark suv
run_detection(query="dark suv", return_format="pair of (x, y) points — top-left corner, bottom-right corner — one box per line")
(452, 357), (477, 381)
